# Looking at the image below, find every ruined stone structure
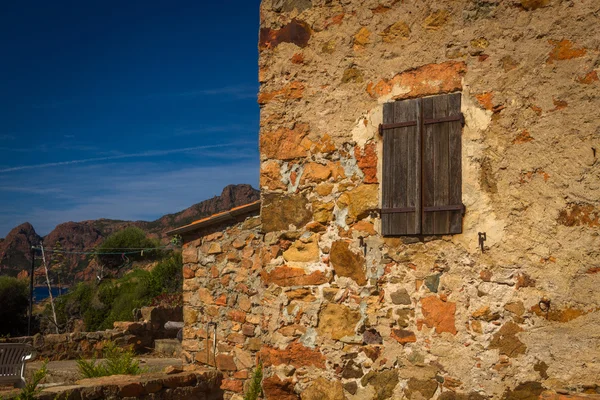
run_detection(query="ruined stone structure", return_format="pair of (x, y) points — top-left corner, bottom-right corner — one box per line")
(177, 1), (600, 399)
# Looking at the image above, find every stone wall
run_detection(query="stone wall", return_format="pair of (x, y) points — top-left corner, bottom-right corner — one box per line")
(2, 306), (182, 360)
(256, 0), (599, 399)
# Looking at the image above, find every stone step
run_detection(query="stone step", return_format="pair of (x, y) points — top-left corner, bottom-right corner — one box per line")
(154, 339), (182, 358)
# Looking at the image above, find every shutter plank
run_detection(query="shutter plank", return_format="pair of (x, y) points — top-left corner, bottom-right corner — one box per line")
(382, 102), (395, 236)
(382, 99), (420, 235)
(433, 95), (450, 235)
(422, 97), (435, 235)
(406, 101), (421, 234)
(393, 101), (409, 235)
(448, 93), (463, 233)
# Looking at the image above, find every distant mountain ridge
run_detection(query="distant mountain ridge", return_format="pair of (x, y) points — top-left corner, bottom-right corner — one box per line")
(0, 184), (259, 282)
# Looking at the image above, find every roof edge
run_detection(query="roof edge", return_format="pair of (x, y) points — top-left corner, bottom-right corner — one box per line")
(166, 200), (261, 236)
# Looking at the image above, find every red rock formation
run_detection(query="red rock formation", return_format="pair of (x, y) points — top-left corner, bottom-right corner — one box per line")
(0, 184), (259, 283)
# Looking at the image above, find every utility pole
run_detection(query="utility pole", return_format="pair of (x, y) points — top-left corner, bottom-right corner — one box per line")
(28, 246), (35, 336)
(40, 243), (59, 334)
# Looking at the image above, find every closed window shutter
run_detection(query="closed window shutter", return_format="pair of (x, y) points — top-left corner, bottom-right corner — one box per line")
(381, 93), (463, 236)
(381, 99), (421, 235)
(422, 93), (463, 234)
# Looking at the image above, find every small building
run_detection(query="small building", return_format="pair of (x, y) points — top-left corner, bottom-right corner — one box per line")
(172, 1), (600, 399)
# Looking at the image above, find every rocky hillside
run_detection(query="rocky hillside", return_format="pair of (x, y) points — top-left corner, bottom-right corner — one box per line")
(0, 184), (259, 282)
(0, 222), (42, 277)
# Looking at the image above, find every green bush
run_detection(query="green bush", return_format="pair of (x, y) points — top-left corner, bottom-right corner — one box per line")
(0, 276), (29, 336)
(244, 363), (263, 400)
(96, 227), (161, 273)
(77, 341), (144, 378)
(52, 253), (182, 332)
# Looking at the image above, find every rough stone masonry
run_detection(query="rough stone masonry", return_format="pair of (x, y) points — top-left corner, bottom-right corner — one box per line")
(180, 0), (600, 399)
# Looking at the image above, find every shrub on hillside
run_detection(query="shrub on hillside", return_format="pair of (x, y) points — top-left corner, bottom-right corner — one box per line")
(51, 253), (182, 332)
(96, 227), (161, 275)
(77, 341), (144, 378)
(0, 276), (29, 336)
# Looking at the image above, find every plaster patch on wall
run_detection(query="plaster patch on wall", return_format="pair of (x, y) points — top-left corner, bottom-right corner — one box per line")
(380, 85), (411, 103)
(454, 86), (504, 252)
(351, 106), (382, 148)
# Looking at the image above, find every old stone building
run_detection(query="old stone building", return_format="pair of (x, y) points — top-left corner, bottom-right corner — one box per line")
(174, 1), (600, 399)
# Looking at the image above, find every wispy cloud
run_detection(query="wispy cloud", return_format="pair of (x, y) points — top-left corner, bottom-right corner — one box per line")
(0, 134), (15, 141)
(173, 123), (256, 136)
(0, 186), (62, 194)
(0, 142), (252, 173)
(147, 83), (258, 101)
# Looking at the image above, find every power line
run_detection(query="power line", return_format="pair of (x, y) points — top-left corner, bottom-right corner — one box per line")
(31, 245), (172, 256)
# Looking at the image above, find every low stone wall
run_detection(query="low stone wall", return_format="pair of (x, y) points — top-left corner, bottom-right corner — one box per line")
(3, 369), (222, 400)
(1, 306), (182, 360)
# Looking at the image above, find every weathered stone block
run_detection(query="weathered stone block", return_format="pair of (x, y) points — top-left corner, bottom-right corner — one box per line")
(259, 342), (325, 368)
(301, 377), (345, 400)
(283, 235), (319, 262)
(261, 265), (330, 286)
(329, 240), (367, 285)
(420, 296), (457, 335)
(317, 304), (361, 340)
(261, 193), (312, 232)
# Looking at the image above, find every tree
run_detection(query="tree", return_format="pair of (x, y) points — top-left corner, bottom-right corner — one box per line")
(0, 276), (29, 336)
(96, 227), (159, 278)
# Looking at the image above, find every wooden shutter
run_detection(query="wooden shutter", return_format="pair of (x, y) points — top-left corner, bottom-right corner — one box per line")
(381, 93), (463, 236)
(381, 99), (421, 235)
(422, 93), (463, 234)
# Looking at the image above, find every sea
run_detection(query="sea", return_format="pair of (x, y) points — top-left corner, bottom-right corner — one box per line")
(32, 286), (68, 303)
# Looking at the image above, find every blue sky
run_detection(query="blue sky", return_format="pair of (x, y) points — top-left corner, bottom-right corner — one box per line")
(0, 1), (260, 236)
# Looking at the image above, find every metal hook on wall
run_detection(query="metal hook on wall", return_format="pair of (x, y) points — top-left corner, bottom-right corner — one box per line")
(359, 237), (367, 257)
(478, 232), (487, 253)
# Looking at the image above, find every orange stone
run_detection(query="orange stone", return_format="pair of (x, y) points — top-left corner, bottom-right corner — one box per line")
(355, 143), (378, 183)
(228, 310), (246, 323)
(312, 133), (337, 154)
(261, 266), (330, 287)
(391, 329), (417, 345)
(550, 98), (568, 111)
(221, 378), (244, 393)
(291, 52), (304, 64)
(353, 27), (371, 46)
(367, 62), (466, 100)
(260, 123), (312, 160)
(547, 39), (587, 63)
(259, 19), (311, 51)
(215, 294), (227, 306)
(262, 375), (299, 400)
(512, 129), (534, 144)
(259, 341), (325, 369)
(183, 266), (195, 279)
(324, 13), (344, 29)
(258, 81), (305, 105)
(576, 70), (599, 84)
(300, 161), (345, 185)
(420, 296), (457, 335)
(216, 354), (237, 371)
(558, 203), (600, 228)
(260, 160), (285, 190)
(351, 220), (377, 235)
(476, 92), (494, 111)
